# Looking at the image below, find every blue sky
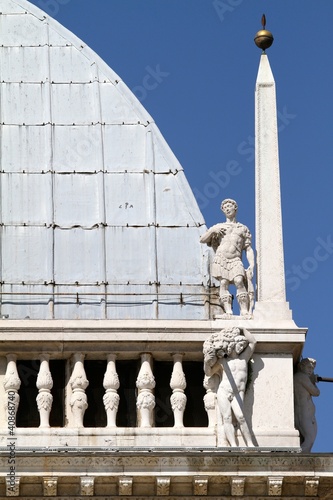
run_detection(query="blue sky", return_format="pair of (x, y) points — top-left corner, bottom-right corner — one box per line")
(28, 0), (333, 453)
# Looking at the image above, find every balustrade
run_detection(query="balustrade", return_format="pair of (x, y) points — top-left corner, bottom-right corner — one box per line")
(1, 351), (210, 431)
(203, 373), (219, 428)
(36, 354), (53, 428)
(103, 354), (120, 427)
(170, 354), (187, 427)
(69, 353), (89, 427)
(136, 353), (156, 427)
(4, 354), (21, 426)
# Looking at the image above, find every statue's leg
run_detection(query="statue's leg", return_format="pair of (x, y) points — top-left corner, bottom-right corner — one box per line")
(231, 395), (255, 447)
(234, 276), (250, 316)
(299, 418), (317, 453)
(219, 279), (233, 314)
(237, 292), (250, 316)
(216, 391), (237, 447)
(245, 269), (255, 313)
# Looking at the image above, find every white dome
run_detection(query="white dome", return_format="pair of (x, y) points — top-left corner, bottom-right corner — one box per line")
(0, 0), (210, 319)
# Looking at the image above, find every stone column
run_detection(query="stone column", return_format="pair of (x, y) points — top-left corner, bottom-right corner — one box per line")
(69, 353), (88, 427)
(170, 353), (186, 427)
(254, 53), (291, 320)
(136, 353), (155, 427)
(103, 354), (120, 427)
(36, 354), (53, 428)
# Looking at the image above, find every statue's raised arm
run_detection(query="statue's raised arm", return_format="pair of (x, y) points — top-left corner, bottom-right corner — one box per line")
(200, 224), (226, 252)
(240, 328), (257, 362)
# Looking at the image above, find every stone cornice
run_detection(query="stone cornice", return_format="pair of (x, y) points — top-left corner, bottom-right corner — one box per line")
(0, 451), (331, 498)
(0, 319), (307, 352)
(0, 450), (332, 474)
(0, 319), (307, 333)
(0, 319), (306, 360)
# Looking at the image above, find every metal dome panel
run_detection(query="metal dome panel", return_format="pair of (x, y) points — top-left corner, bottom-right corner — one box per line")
(0, 0), (210, 319)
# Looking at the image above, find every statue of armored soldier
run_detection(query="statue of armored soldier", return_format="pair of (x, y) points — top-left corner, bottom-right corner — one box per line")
(200, 199), (255, 317)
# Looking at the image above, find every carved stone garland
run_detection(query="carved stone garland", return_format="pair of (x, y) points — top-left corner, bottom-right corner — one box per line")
(36, 354), (53, 428)
(136, 353), (155, 427)
(103, 354), (120, 427)
(170, 353), (187, 427)
(69, 353), (89, 427)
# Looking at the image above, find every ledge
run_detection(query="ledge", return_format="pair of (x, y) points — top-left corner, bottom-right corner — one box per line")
(0, 319), (306, 360)
(0, 318), (306, 334)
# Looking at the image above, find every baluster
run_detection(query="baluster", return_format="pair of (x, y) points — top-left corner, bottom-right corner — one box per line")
(203, 374), (219, 428)
(69, 353), (89, 427)
(3, 355), (21, 426)
(136, 353), (155, 427)
(170, 353), (187, 427)
(103, 354), (120, 427)
(36, 354), (53, 428)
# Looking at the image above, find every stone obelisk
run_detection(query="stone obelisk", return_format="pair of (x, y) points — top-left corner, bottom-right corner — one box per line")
(253, 18), (291, 321)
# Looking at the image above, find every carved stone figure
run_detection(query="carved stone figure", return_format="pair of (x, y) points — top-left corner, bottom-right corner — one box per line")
(203, 327), (256, 447)
(200, 199), (255, 317)
(294, 358), (320, 453)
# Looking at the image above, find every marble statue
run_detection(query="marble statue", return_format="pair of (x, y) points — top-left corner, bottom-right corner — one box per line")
(200, 199), (255, 317)
(294, 358), (320, 453)
(203, 327), (256, 447)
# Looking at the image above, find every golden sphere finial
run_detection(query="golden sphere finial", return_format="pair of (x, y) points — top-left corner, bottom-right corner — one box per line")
(254, 14), (274, 52)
